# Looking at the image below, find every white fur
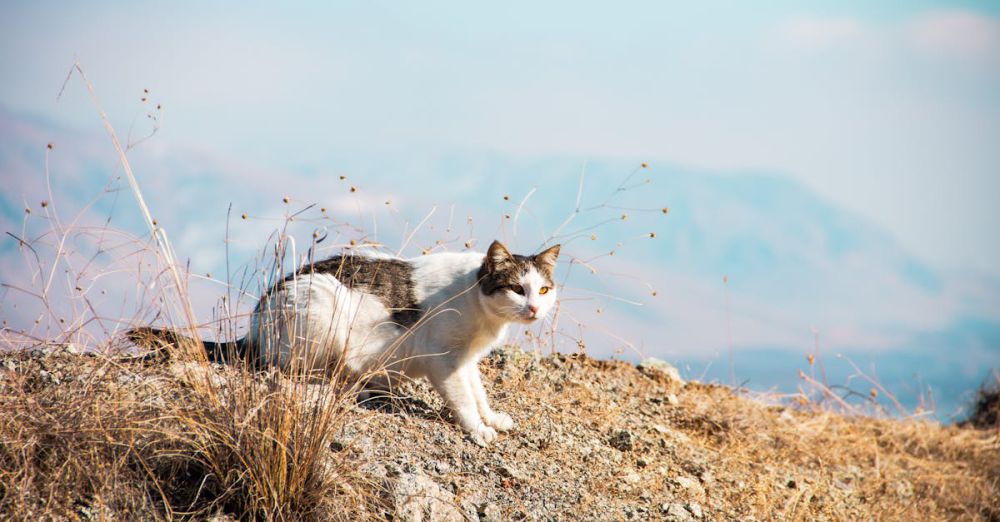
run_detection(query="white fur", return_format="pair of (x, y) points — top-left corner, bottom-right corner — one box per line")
(245, 249), (558, 446)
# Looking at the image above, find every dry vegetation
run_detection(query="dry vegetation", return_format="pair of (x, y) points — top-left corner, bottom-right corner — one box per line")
(1, 342), (998, 521)
(0, 343), (369, 520)
(964, 372), (1000, 432)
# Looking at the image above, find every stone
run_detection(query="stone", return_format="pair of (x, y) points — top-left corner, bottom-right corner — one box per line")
(638, 358), (686, 385)
(672, 476), (706, 498)
(661, 502), (697, 522)
(393, 472), (465, 522)
(609, 429), (635, 451)
(685, 501), (704, 519)
(478, 502), (504, 522)
(674, 476), (699, 490)
(497, 463), (526, 482)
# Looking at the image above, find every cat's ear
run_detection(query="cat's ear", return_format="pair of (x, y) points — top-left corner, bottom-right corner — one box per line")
(486, 240), (514, 272)
(535, 244), (561, 274)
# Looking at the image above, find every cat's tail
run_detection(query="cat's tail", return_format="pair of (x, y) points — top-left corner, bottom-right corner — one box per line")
(126, 326), (252, 364)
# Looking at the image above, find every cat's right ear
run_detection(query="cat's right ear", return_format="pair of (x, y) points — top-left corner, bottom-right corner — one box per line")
(486, 240), (513, 273)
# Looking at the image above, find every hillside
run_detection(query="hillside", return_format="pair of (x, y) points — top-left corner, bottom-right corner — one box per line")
(2, 344), (997, 521)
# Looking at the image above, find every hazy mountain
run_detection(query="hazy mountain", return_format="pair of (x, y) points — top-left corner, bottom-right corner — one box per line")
(2, 107), (997, 418)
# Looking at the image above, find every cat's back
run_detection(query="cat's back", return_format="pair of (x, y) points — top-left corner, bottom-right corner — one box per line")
(289, 251), (421, 327)
(285, 249), (484, 323)
(407, 251), (485, 300)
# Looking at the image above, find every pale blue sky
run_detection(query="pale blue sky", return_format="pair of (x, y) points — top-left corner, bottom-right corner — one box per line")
(2, 1), (998, 276)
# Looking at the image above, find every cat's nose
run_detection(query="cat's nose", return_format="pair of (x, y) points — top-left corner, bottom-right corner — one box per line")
(528, 305), (539, 316)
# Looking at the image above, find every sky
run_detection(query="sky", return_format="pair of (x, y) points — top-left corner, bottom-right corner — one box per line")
(2, 1), (999, 274)
(1, 1), (998, 417)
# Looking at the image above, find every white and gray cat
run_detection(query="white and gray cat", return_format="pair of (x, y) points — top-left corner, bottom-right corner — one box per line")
(130, 240), (560, 446)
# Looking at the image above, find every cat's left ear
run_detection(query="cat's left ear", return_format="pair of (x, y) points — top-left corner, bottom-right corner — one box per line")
(535, 244), (561, 274)
(486, 240), (515, 273)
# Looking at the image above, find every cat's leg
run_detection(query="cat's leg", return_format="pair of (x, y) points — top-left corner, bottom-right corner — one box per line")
(467, 363), (514, 431)
(425, 359), (497, 446)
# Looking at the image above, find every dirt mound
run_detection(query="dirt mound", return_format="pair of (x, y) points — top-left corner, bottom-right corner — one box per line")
(2, 346), (998, 520)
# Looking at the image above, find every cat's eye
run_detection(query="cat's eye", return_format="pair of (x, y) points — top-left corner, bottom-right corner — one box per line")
(508, 285), (525, 295)
(538, 286), (550, 295)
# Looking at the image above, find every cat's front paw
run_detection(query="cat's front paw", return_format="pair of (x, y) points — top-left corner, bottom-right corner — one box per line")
(485, 411), (514, 431)
(468, 423), (498, 447)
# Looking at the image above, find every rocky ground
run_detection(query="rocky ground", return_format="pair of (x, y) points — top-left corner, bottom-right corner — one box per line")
(2, 345), (998, 521)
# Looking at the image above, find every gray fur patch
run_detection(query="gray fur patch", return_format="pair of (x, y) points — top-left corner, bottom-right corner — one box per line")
(477, 250), (555, 295)
(289, 254), (422, 328)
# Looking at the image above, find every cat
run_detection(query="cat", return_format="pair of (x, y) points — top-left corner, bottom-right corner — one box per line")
(129, 240), (560, 446)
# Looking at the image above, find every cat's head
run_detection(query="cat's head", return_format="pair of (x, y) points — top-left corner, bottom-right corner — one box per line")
(477, 240), (560, 324)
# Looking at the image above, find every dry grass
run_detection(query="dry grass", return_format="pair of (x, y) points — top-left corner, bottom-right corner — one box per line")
(0, 344), (372, 520)
(4, 346), (997, 521)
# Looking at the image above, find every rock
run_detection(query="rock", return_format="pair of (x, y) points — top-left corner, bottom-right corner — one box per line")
(497, 462), (526, 482)
(169, 361), (225, 387)
(661, 502), (697, 522)
(609, 429), (635, 451)
(429, 460), (451, 475)
(116, 372), (140, 385)
(622, 470), (642, 484)
(477, 502), (504, 522)
(672, 476), (706, 498)
(392, 472), (465, 522)
(685, 501), (704, 519)
(638, 358), (686, 385)
(674, 476), (699, 490)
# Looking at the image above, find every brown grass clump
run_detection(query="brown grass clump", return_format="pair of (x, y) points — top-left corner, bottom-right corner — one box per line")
(0, 346), (369, 520)
(0, 349), (161, 518)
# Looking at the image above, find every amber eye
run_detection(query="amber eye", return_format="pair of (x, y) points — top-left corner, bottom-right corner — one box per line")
(508, 285), (525, 295)
(538, 286), (550, 295)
